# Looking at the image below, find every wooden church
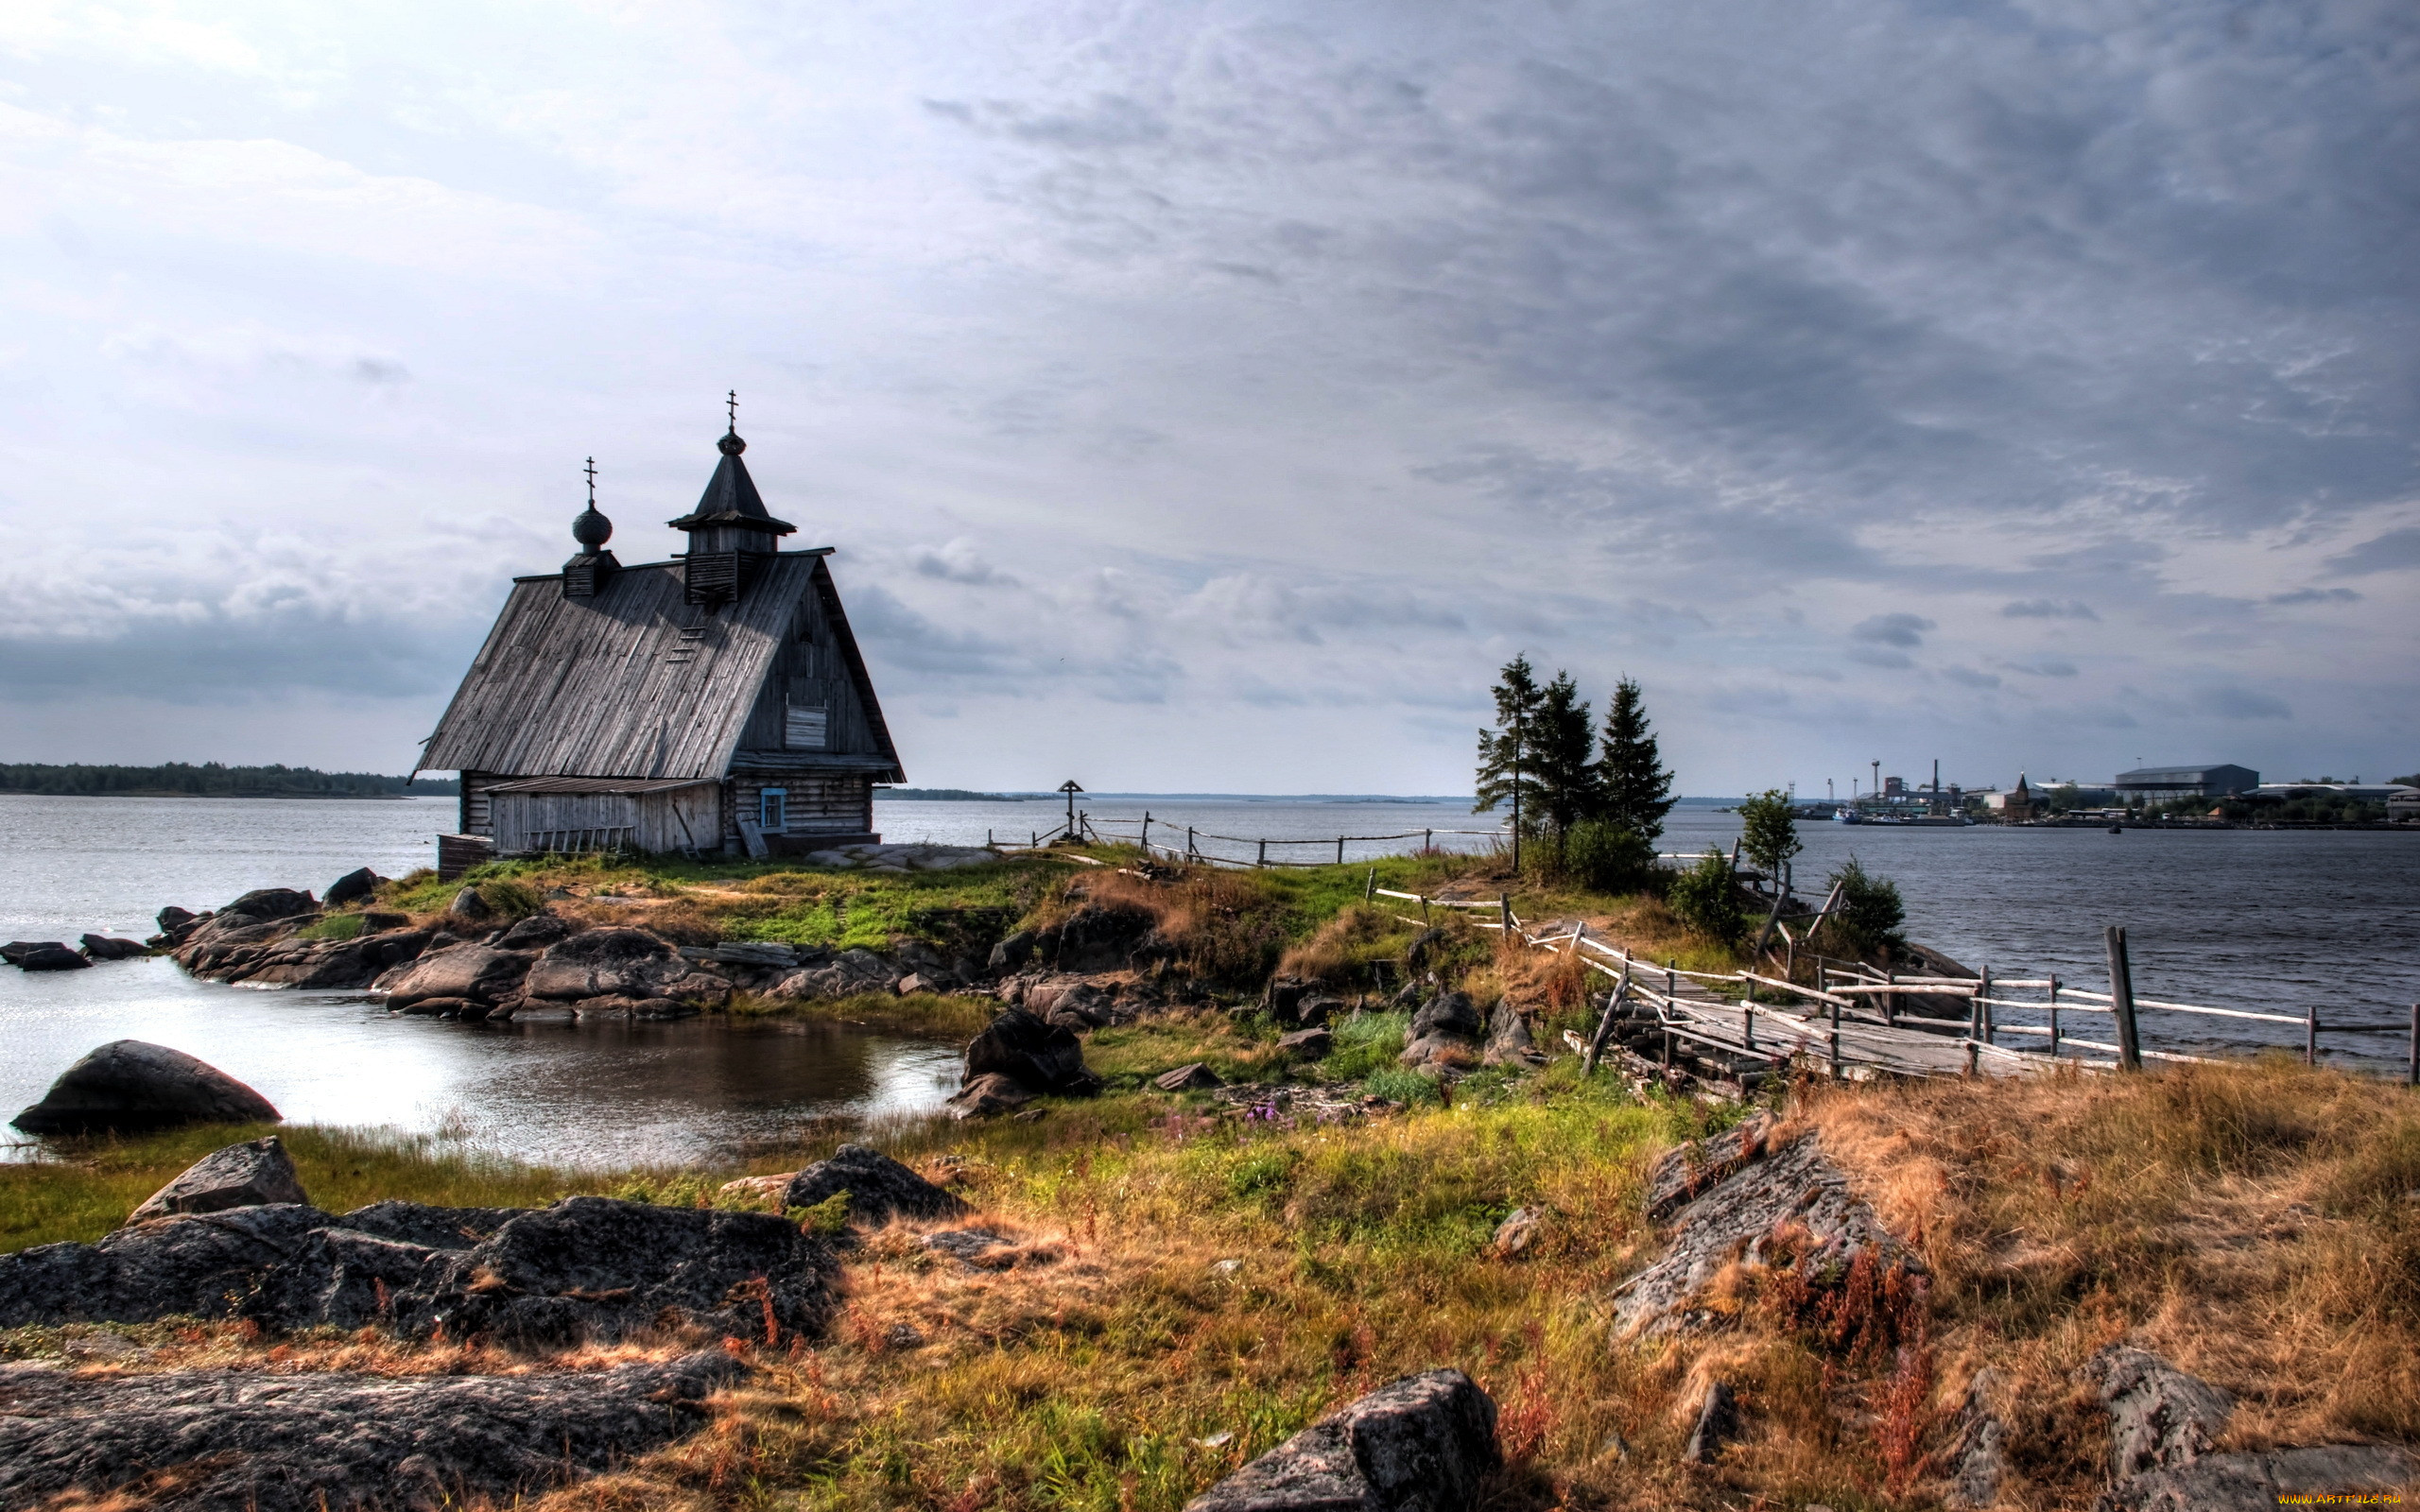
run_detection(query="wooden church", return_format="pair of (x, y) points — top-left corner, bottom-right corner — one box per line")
(418, 406), (903, 865)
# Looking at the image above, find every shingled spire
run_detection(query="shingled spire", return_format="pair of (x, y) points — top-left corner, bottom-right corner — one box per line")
(562, 456), (620, 599)
(668, 392), (795, 606)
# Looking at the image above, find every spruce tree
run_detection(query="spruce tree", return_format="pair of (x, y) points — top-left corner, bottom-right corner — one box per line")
(1475, 655), (1546, 867)
(1530, 671), (1600, 858)
(1596, 677), (1676, 845)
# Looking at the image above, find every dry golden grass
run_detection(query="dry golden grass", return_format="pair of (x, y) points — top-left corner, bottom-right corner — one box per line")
(16, 1040), (2415, 1512)
(1792, 1057), (2420, 1504)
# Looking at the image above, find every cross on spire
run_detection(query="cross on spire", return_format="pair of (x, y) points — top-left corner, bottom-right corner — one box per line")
(726, 389), (738, 432)
(583, 455), (597, 506)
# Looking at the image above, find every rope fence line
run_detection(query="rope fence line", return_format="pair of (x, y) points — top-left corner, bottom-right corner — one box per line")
(989, 809), (1511, 869)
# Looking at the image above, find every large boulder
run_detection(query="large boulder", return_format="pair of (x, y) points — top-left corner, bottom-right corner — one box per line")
(0, 1196), (835, 1349)
(963, 1008), (1101, 1096)
(1613, 1122), (1918, 1339)
(8, 942), (89, 971)
(11, 1040), (280, 1135)
(396, 1197), (835, 1348)
(2088, 1347), (2417, 1512)
(322, 867), (384, 908)
(0, 1203), (334, 1327)
(129, 1136), (308, 1223)
(771, 948), (903, 1001)
(380, 944), (535, 1010)
(78, 935), (149, 961)
(1184, 1369), (1500, 1512)
(780, 1144), (969, 1224)
(0, 1350), (745, 1512)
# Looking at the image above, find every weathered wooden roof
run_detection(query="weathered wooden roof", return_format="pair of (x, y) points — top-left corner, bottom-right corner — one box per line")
(419, 552), (900, 782)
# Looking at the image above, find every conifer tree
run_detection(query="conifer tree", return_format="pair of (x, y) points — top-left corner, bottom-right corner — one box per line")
(1475, 655), (1546, 869)
(1530, 671), (1600, 858)
(1595, 677), (1676, 845)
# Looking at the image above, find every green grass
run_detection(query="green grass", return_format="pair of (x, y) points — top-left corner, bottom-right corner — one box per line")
(0, 1125), (594, 1253)
(294, 912), (367, 941)
(743, 989), (1002, 1040)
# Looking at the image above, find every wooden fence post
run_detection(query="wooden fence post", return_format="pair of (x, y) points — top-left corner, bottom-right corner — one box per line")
(1582, 961), (1630, 1078)
(1256, 839), (1267, 868)
(2305, 996), (2319, 1067)
(1885, 970), (1898, 1027)
(2409, 1004), (2417, 1087)
(1978, 965), (1995, 1045)
(1142, 812), (1151, 851)
(2105, 925), (2143, 1072)
(1499, 894), (1512, 936)
(1337, 835), (1346, 866)
(1364, 867), (1376, 902)
(1423, 828), (1432, 854)
(2048, 974), (2062, 1058)
(1186, 826), (1196, 863)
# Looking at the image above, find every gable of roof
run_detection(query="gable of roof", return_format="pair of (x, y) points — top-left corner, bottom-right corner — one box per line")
(420, 553), (835, 781)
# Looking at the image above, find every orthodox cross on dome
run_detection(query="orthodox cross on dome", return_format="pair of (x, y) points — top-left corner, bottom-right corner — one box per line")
(583, 455), (597, 507)
(727, 389), (738, 431)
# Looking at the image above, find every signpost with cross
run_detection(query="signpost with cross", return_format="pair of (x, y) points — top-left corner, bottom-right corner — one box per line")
(1059, 780), (1083, 841)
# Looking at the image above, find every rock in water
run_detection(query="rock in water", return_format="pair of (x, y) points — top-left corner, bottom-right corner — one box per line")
(8, 942), (91, 971)
(1184, 1369), (1499, 1512)
(11, 1040), (281, 1135)
(223, 887), (319, 921)
(0, 1349), (746, 1512)
(129, 1136), (308, 1222)
(379, 944), (534, 1012)
(322, 867), (383, 908)
(781, 1144), (969, 1224)
(963, 1007), (1102, 1096)
(78, 935), (148, 961)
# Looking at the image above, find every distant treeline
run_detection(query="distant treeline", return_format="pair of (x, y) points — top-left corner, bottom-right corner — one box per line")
(0, 763), (459, 799)
(878, 787), (1028, 802)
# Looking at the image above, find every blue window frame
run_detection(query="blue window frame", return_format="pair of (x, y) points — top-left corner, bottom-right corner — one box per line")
(759, 788), (786, 833)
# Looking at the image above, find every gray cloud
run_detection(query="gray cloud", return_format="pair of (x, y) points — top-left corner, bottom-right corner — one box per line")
(2324, 528), (2420, 577)
(0, 0), (2411, 791)
(2191, 686), (2292, 721)
(1852, 613), (1935, 649)
(2001, 599), (2099, 621)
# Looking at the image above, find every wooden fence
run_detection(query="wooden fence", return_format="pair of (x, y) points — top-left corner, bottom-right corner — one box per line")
(1371, 885), (2420, 1087)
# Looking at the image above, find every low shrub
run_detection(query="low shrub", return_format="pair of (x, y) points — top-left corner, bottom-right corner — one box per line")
(1563, 818), (1659, 896)
(1667, 849), (1746, 943)
(1824, 856), (1904, 957)
(295, 913), (367, 942)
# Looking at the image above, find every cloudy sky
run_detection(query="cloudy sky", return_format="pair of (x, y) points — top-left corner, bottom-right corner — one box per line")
(2, 0), (2413, 795)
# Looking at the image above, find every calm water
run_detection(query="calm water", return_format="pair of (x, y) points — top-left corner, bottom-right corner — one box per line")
(0, 796), (959, 1168)
(4, 794), (2415, 1160)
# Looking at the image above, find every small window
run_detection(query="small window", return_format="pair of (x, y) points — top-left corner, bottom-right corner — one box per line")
(759, 788), (786, 833)
(784, 703), (828, 750)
